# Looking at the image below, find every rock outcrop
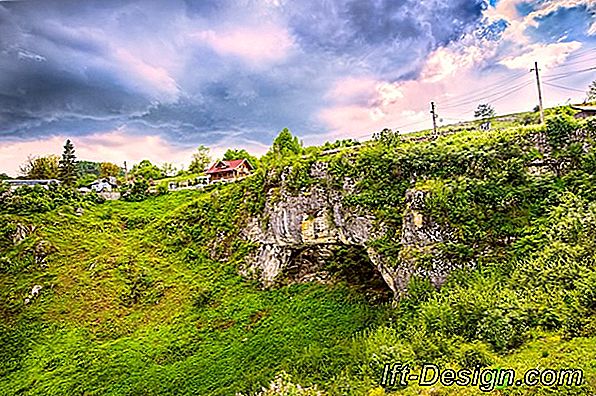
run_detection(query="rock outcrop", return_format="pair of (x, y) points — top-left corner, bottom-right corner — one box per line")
(242, 161), (466, 298)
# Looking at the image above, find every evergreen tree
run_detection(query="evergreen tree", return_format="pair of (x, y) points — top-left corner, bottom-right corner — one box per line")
(58, 139), (77, 187)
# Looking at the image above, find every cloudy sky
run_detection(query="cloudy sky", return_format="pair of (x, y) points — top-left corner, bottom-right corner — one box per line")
(0, 0), (595, 176)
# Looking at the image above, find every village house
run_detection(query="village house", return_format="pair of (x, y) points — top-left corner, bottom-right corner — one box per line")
(90, 176), (118, 193)
(571, 105), (596, 119)
(77, 176), (120, 200)
(205, 159), (254, 183)
(4, 179), (60, 191)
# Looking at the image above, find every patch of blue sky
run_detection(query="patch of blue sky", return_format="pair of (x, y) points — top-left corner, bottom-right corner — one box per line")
(515, 1), (538, 17)
(476, 18), (509, 41)
(526, 5), (596, 43)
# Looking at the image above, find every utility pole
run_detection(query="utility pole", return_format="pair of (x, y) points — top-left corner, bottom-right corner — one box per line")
(532, 61), (545, 124)
(430, 101), (438, 136)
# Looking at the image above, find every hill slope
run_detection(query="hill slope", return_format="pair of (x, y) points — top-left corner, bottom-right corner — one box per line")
(1, 115), (596, 395)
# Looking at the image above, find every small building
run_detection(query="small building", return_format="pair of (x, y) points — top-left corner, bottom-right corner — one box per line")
(195, 175), (210, 187)
(205, 159), (254, 183)
(571, 105), (596, 119)
(4, 179), (60, 191)
(90, 177), (118, 193)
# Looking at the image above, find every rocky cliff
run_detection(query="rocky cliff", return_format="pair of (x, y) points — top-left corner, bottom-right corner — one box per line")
(241, 160), (463, 298)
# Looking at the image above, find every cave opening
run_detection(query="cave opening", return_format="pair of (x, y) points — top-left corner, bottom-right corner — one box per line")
(284, 244), (392, 303)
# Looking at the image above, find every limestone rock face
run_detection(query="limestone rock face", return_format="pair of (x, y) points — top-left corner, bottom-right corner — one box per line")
(396, 189), (470, 292)
(242, 161), (466, 298)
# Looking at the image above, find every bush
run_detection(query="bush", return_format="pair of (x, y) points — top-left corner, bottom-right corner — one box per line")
(545, 113), (578, 151)
(0, 184), (102, 215)
(121, 178), (150, 202)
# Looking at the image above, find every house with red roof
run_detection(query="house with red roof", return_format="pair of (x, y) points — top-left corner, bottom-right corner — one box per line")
(205, 159), (254, 182)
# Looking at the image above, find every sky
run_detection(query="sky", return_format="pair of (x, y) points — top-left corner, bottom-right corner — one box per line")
(0, 0), (595, 176)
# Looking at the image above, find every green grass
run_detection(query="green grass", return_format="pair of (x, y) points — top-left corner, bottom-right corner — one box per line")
(2, 115), (596, 395)
(0, 189), (388, 395)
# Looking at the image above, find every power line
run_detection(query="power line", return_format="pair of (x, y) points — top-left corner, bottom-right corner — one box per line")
(486, 81), (534, 106)
(440, 79), (532, 110)
(543, 66), (596, 80)
(549, 50), (595, 66)
(395, 118), (429, 131)
(543, 82), (586, 93)
(439, 71), (528, 108)
(555, 47), (596, 62)
(437, 82), (532, 124)
(550, 55), (596, 69)
(440, 57), (594, 110)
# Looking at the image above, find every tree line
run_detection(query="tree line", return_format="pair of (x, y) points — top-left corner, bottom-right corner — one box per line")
(11, 127), (304, 188)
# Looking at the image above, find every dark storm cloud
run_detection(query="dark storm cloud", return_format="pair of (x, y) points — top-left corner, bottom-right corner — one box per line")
(284, 0), (487, 78)
(0, 0), (490, 146)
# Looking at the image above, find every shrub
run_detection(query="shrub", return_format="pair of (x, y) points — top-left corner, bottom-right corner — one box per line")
(121, 178), (150, 202)
(545, 113), (578, 151)
(0, 184), (102, 215)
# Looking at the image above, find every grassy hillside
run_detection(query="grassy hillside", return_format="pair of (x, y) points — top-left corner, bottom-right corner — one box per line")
(1, 112), (596, 395)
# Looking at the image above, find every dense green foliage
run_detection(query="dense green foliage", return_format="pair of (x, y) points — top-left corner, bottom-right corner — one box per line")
(120, 178), (151, 202)
(100, 162), (122, 178)
(1, 118), (596, 395)
(20, 155), (59, 180)
(268, 128), (303, 159)
(223, 149), (259, 168)
(0, 183), (104, 215)
(131, 159), (164, 181)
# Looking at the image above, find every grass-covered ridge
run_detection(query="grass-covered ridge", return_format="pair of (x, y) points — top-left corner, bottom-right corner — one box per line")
(1, 116), (596, 395)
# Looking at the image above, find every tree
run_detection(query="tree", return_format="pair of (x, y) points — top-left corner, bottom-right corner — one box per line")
(131, 160), (163, 180)
(321, 138), (359, 151)
(100, 162), (121, 178)
(373, 128), (401, 146)
(20, 155), (59, 179)
(587, 80), (596, 102)
(76, 161), (100, 179)
(223, 149), (258, 167)
(0, 173), (12, 180)
(188, 145), (211, 174)
(270, 128), (302, 157)
(160, 162), (178, 177)
(474, 103), (496, 120)
(58, 139), (77, 187)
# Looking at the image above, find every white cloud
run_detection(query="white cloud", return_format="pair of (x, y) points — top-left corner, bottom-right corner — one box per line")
(326, 77), (378, 103)
(487, 0), (596, 43)
(192, 25), (294, 65)
(499, 41), (582, 70)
